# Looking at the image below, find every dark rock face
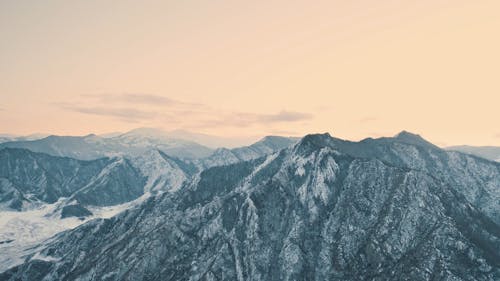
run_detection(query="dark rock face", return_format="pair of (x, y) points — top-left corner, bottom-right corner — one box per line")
(1, 133), (499, 280)
(0, 148), (146, 209)
(195, 136), (298, 168)
(70, 158), (146, 207)
(60, 204), (93, 219)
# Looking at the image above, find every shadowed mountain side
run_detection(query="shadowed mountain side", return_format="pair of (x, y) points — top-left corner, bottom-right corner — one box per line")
(2, 132), (498, 280)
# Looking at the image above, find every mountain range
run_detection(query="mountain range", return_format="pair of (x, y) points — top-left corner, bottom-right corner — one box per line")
(3, 128), (498, 164)
(0, 133), (297, 273)
(0, 130), (212, 160)
(0, 128), (269, 160)
(446, 145), (500, 163)
(0, 134), (296, 212)
(0, 131), (498, 280)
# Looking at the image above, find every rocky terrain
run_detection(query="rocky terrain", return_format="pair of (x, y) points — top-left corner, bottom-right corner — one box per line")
(1, 132), (498, 280)
(0, 135), (295, 274)
(0, 148), (146, 211)
(0, 135), (295, 212)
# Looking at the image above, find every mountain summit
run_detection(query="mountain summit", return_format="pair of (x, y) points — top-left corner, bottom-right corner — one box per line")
(393, 130), (438, 148)
(2, 132), (498, 280)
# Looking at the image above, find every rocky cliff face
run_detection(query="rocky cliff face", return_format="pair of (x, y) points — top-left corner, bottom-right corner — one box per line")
(194, 136), (297, 168)
(0, 148), (147, 211)
(2, 133), (498, 280)
(310, 132), (500, 224)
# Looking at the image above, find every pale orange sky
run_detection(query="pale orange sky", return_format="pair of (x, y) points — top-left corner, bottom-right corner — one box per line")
(1, 0), (499, 146)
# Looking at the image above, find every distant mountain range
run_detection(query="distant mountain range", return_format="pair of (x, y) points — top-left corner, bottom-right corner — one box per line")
(0, 148), (146, 211)
(0, 131), (498, 280)
(0, 134), (49, 144)
(0, 128), (299, 161)
(0, 130), (212, 160)
(0, 135), (296, 213)
(446, 145), (500, 162)
(0, 132), (296, 273)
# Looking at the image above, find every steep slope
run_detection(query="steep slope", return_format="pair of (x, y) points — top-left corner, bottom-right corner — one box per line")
(0, 148), (147, 210)
(0, 131), (213, 161)
(67, 157), (146, 207)
(0, 129), (295, 162)
(0, 135), (118, 160)
(0, 148), (109, 209)
(197, 135), (298, 168)
(447, 145), (500, 162)
(311, 132), (500, 224)
(111, 128), (213, 159)
(3, 133), (498, 280)
(127, 149), (197, 193)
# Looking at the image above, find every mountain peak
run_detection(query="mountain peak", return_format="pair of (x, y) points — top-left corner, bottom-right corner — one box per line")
(122, 127), (168, 138)
(393, 130), (437, 148)
(303, 132), (333, 140)
(394, 130), (420, 139)
(83, 133), (99, 139)
(295, 133), (333, 154)
(255, 135), (297, 148)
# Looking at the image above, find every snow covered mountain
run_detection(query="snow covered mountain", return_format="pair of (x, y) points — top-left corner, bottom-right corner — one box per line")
(195, 135), (298, 168)
(0, 147), (200, 272)
(0, 134), (127, 160)
(110, 128), (214, 159)
(0, 128), (299, 163)
(0, 134), (48, 144)
(0, 145), (214, 213)
(0, 131), (213, 160)
(446, 145), (500, 162)
(0, 136), (291, 273)
(2, 132), (498, 280)
(0, 134), (293, 214)
(0, 148), (146, 211)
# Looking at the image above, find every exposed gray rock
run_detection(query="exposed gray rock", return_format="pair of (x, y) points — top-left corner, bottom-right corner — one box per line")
(60, 204), (93, 219)
(195, 135), (298, 168)
(0, 148), (147, 210)
(2, 133), (498, 280)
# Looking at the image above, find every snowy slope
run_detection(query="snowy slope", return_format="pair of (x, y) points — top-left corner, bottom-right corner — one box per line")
(0, 130), (213, 161)
(0, 137), (293, 276)
(0, 148), (147, 210)
(195, 135), (298, 168)
(2, 132), (498, 280)
(0, 194), (151, 272)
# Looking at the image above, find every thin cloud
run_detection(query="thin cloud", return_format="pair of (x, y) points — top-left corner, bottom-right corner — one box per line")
(192, 110), (313, 128)
(58, 103), (157, 122)
(56, 94), (313, 128)
(81, 93), (203, 108)
(494, 133), (500, 139)
(257, 111), (313, 123)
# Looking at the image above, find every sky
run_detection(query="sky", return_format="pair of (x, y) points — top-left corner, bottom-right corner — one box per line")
(1, 0), (499, 146)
